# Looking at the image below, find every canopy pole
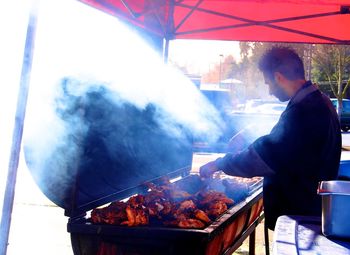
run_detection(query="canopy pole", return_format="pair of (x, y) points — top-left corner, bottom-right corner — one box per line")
(0, 1), (39, 254)
(163, 38), (169, 64)
(163, 0), (175, 64)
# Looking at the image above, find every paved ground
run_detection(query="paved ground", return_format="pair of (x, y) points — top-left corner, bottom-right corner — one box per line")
(232, 222), (274, 255)
(6, 167), (71, 255)
(3, 133), (350, 255)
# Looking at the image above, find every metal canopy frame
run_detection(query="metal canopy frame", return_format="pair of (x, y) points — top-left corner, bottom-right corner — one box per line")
(174, 3), (350, 43)
(87, 0), (350, 43)
(81, 0), (350, 62)
(0, 1), (39, 254)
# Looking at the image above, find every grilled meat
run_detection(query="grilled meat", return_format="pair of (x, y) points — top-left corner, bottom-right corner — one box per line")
(178, 200), (196, 211)
(206, 201), (228, 218)
(178, 218), (206, 229)
(90, 177), (234, 229)
(128, 194), (145, 207)
(91, 201), (127, 225)
(121, 206), (149, 226)
(197, 190), (234, 206)
(194, 209), (211, 223)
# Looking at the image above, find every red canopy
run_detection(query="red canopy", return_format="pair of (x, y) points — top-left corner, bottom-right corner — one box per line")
(79, 0), (350, 44)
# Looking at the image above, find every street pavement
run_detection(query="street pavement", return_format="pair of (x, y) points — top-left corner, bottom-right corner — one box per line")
(4, 133), (350, 255)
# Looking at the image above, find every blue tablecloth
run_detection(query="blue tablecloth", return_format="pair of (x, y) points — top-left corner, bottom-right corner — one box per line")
(273, 215), (350, 255)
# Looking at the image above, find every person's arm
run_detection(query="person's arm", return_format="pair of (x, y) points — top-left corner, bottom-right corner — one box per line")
(199, 143), (274, 178)
(216, 145), (275, 177)
(200, 106), (305, 178)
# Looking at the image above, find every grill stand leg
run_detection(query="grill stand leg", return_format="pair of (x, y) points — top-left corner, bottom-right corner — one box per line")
(264, 221), (270, 255)
(249, 229), (256, 255)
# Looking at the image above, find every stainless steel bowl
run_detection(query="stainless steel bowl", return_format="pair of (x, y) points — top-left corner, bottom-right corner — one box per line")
(318, 180), (350, 239)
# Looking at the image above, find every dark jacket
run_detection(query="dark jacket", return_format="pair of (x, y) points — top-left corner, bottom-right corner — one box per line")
(216, 81), (341, 230)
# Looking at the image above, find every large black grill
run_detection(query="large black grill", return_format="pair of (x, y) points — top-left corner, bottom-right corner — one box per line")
(24, 81), (264, 255)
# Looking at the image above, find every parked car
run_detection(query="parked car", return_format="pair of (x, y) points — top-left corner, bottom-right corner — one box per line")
(226, 100), (288, 153)
(245, 102), (287, 115)
(331, 98), (350, 132)
(243, 99), (287, 115)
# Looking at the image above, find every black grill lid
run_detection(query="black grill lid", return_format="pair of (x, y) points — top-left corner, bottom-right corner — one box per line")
(24, 82), (193, 217)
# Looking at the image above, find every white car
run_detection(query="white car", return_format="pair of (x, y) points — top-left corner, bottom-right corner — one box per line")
(249, 103), (287, 115)
(244, 100), (287, 115)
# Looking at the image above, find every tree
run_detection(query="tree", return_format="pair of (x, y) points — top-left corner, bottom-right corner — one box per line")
(237, 42), (311, 100)
(312, 44), (350, 113)
(202, 55), (238, 83)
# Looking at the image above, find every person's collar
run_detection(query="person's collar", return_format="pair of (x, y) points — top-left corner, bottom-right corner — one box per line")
(289, 81), (318, 105)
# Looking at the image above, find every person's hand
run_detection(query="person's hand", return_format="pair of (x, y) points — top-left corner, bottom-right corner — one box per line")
(199, 160), (219, 179)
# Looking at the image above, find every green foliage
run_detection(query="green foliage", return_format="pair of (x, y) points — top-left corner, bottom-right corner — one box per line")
(311, 44), (350, 100)
(236, 43), (350, 102)
(201, 42), (350, 106)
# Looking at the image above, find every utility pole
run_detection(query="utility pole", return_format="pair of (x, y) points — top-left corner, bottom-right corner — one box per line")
(219, 54), (223, 87)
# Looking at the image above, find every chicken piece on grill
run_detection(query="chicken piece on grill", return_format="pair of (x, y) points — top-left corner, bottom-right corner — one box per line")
(135, 208), (148, 226)
(144, 190), (165, 204)
(147, 199), (173, 218)
(178, 200), (196, 211)
(165, 200), (211, 228)
(178, 218), (206, 229)
(205, 200), (228, 218)
(147, 202), (162, 217)
(121, 206), (136, 226)
(121, 206), (149, 226)
(197, 190), (234, 206)
(128, 194), (145, 208)
(161, 200), (173, 215)
(194, 209), (211, 224)
(163, 214), (207, 229)
(171, 201), (194, 222)
(145, 178), (191, 199)
(144, 178), (171, 193)
(91, 201), (127, 225)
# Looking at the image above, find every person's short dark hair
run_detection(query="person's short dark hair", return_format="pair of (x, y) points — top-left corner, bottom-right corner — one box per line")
(258, 47), (305, 81)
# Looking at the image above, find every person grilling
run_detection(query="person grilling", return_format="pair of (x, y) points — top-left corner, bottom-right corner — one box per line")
(199, 47), (342, 230)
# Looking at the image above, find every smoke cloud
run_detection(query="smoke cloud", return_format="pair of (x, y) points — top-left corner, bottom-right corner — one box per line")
(23, 0), (224, 211)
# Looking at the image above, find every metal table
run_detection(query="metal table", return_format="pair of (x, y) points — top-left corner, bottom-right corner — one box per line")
(273, 215), (350, 255)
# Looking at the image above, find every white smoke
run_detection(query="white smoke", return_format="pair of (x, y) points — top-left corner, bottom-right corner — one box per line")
(25, 0), (223, 139)
(23, 0), (225, 206)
